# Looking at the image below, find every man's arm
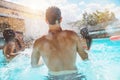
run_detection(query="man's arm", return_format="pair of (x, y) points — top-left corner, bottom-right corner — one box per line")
(76, 36), (88, 60)
(31, 42), (41, 68)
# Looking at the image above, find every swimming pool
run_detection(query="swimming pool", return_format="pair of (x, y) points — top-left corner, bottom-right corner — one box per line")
(0, 38), (120, 80)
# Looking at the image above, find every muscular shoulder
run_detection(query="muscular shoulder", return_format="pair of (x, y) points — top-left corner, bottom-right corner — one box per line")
(61, 30), (79, 39)
(33, 36), (46, 48)
(33, 30), (79, 47)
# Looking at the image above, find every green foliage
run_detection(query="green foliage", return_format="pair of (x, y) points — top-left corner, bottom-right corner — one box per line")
(82, 9), (116, 26)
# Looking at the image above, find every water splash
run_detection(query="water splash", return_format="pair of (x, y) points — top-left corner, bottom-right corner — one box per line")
(0, 38), (120, 80)
(24, 18), (48, 40)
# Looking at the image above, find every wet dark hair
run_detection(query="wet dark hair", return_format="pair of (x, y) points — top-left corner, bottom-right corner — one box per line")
(80, 27), (89, 39)
(80, 27), (92, 50)
(46, 6), (61, 25)
(3, 28), (15, 42)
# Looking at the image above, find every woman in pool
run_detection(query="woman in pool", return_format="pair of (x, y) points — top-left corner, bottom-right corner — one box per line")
(3, 28), (24, 62)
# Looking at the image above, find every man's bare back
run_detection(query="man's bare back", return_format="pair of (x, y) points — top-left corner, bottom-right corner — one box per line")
(31, 7), (88, 79)
(31, 28), (88, 72)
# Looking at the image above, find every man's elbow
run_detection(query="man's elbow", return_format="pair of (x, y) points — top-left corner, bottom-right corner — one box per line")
(82, 54), (89, 60)
(31, 62), (37, 68)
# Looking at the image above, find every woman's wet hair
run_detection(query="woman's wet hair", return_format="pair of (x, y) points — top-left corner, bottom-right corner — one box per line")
(3, 28), (15, 42)
(46, 6), (61, 25)
(80, 27), (92, 49)
(80, 27), (89, 39)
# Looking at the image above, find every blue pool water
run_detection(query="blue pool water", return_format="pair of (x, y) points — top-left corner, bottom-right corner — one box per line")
(0, 38), (120, 80)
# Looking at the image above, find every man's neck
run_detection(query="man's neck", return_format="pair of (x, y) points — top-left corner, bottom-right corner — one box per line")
(49, 24), (62, 33)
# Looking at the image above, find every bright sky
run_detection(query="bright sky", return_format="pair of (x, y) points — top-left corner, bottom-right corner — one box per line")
(5, 0), (120, 22)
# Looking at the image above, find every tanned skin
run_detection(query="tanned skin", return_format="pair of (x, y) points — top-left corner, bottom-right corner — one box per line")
(3, 31), (25, 62)
(31, 26), (88, 72)
(3, 40), (20, 62)
(31, 7), (88, 73)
